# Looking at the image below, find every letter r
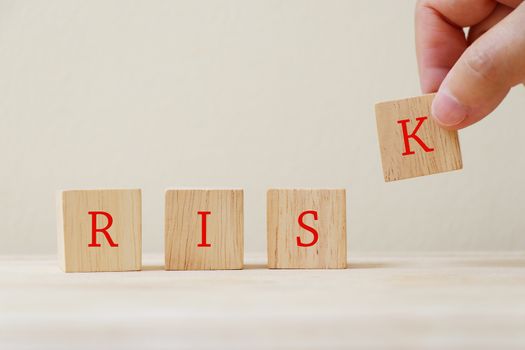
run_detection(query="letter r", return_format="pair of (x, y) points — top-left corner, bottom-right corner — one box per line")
(88, 211), (119, 247)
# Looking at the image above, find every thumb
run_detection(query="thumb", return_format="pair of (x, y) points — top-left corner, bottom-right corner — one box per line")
(431, 3), (525, 129)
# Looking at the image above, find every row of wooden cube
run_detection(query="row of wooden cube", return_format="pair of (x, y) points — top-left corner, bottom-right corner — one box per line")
(57, 94), (464, 272)
(57, 189), (347, 272)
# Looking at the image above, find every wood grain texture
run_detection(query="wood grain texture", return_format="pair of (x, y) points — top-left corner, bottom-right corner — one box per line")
(165, 189), (244, 270)
(267, 189), (347, 269)
(375, 93), (463, 182)
(5, 253), (525, 350)
(57, 189), (142, 272)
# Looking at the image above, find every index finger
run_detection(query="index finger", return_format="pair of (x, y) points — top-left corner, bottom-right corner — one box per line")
(415, 0), (497, 93)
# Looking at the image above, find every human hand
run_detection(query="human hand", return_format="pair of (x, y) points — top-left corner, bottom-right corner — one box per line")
(416, 0), (525, 129)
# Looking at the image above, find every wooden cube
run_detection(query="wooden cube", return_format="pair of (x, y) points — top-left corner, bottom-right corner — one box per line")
(267, 189), (347, 269)
(57, 189), (142, 272)
(375, 93), (463, 182)
(165, 189), (244, 270)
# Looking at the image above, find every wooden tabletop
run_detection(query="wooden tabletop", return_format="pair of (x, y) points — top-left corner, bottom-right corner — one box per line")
(2, 253), (525, 350)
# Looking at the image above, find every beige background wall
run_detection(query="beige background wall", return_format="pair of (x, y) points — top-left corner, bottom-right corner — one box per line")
(1, 0), (524, 255)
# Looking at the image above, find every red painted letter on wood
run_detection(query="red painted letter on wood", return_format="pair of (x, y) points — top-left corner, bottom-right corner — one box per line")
(297, 210), (319, 247)
(197, 211), (212, 247)
(87, 211), (118, 247)
(397, 117), (434, 156)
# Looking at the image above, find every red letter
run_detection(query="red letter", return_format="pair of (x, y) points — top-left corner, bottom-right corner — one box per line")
(397, 117), (434, 156)
(87, 211), (118, 247)
(197, 211), (211, 247)
(297, 210), (319, 247)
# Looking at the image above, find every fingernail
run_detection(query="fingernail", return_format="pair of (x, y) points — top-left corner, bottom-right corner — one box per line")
(431, 90), (468, 126)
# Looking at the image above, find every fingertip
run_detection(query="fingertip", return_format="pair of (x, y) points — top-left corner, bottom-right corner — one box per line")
(431, 89), (469, 128)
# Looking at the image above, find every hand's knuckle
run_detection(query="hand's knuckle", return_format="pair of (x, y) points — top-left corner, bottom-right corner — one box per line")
(464, 48), (499, 82)
(416, 0), (432, 10)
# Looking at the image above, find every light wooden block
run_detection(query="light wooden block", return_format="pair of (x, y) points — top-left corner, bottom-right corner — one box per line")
(375, 93), (463, 182)
(267, 189), (347, 269)
(165, 189), (244, 270)
(57, 189), (142, 272)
